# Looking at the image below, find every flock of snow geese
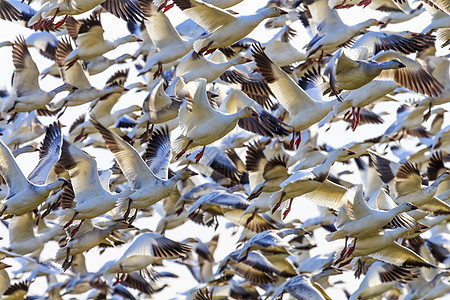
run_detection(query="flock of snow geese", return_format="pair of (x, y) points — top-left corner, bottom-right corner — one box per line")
(0, 0), (449, 298)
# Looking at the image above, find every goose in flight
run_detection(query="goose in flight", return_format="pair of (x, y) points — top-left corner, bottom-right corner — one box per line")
(0, 122), (68, 217)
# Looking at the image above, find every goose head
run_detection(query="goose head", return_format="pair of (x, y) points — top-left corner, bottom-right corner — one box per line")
(176, 169), (198, 180)
(397, 202), (419, 213)
(330, 148), (356, 162)
(51, 178), (70, 189)
(240, 106), (260, 118)
(0, 262), (12, 270)
(263, 6), (288, 18)
(125, 34), (143, 43)
(385, 59), (406, 69)
(232, 56), (253, 66)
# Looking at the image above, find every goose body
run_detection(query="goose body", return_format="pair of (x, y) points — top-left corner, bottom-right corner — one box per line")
(0, 124), (67, 217)
(137, 1), (196, 77)
(252, 43), (337, 149)
(28, 0), (145, 27)
(58, 140), (129, 223)
(172, 0), (287, 53)
(63, 15), (142, 67)
(100, 232), (190, 282)
(2, 37), (72, 114)
(93, 120), (195, 215)
(177, 51), (252, 83)
(174, 78), (259, 161)
(270, 148), (355, 216)
(336, 227), (434, 267)
(326, 186), (419, 241)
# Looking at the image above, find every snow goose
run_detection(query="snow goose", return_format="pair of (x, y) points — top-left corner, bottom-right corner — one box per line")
(176, 51), (252, 83)
(351, 31), (436, 56)
(57, 140), (132, 234)
(1, 36), (73, 115)
(0, 123), (68, 217)
(0, 31), (60, 61)
(137, 0), (197, 78)
(52, 38), (128, 110)
(6, 213), (43, 255)
(83, 53), (134, 76)
(331, 79), (401, 130)
(0, 262), (30, 299)
(271, 274), (330, 300)
(369, 50), (443, 97)
(172, 0), (287, 54)
(419, 271), (450, 300)
(305, 0), (381, 57)
(334, 226), (435, 268)
(156, 0), (243, 12)
(370, 152), (450, 214)
(349, 261), (416, 300)
(67, 70), (141, 142)
(270, 148), (355, 218)
(252, 43), (337, 149)
(262, 24), (307, 67)
(216, 250), (280, 285)
(100, 232), (190, 285)
(93, 120), (196, 220)
(174, 78), (259, 163)
(223, 89), (291, 137)
(28, 0), (146, 30)
(421, 1), (450, 34)
(326, 185), (419, 261)
(133, 79), (185, 136)
(324, 48), (406, 101)
(55, 221), (133, 271)
(244, 142), (290, 207)
(367, 0), (425, 26)
(187, 190), (276, 233)
(62, 14), (142, 68)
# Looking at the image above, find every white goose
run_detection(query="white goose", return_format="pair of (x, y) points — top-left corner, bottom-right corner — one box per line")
(172, 0), (287, 54)
(1, 36), (72, 115)
(99, 232), (190, 285)
(349, 261), (416, 300)
(174, 78), (259, 163)
(28, 0), (146, 30)
(331, 79), (400, 130)
(63, 14), (142, 68)
(270, 148), (355, 218)
(324, 48), (406, 101)
(52, 38), (128, 110)
(222, 89), (291, 137)
(55, 221), (133, 271)
(370, 152), (450, 214)
(176, 51), (252, 83)
(271, 275), (329, 300)
(67, 70), (141, 142)
(93, 120), (196, 219)
(263, 24), (307, 67)
(252, 43), (337, 149)
(0, 123), (68, 217)
(57, 140), (132, 233)
(326, 185), (419, 261)
(6, 213), (43, 255)
(334, 226), (435, 268)
(305, 0), (381, 56)
(137, 1), (197, 78)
